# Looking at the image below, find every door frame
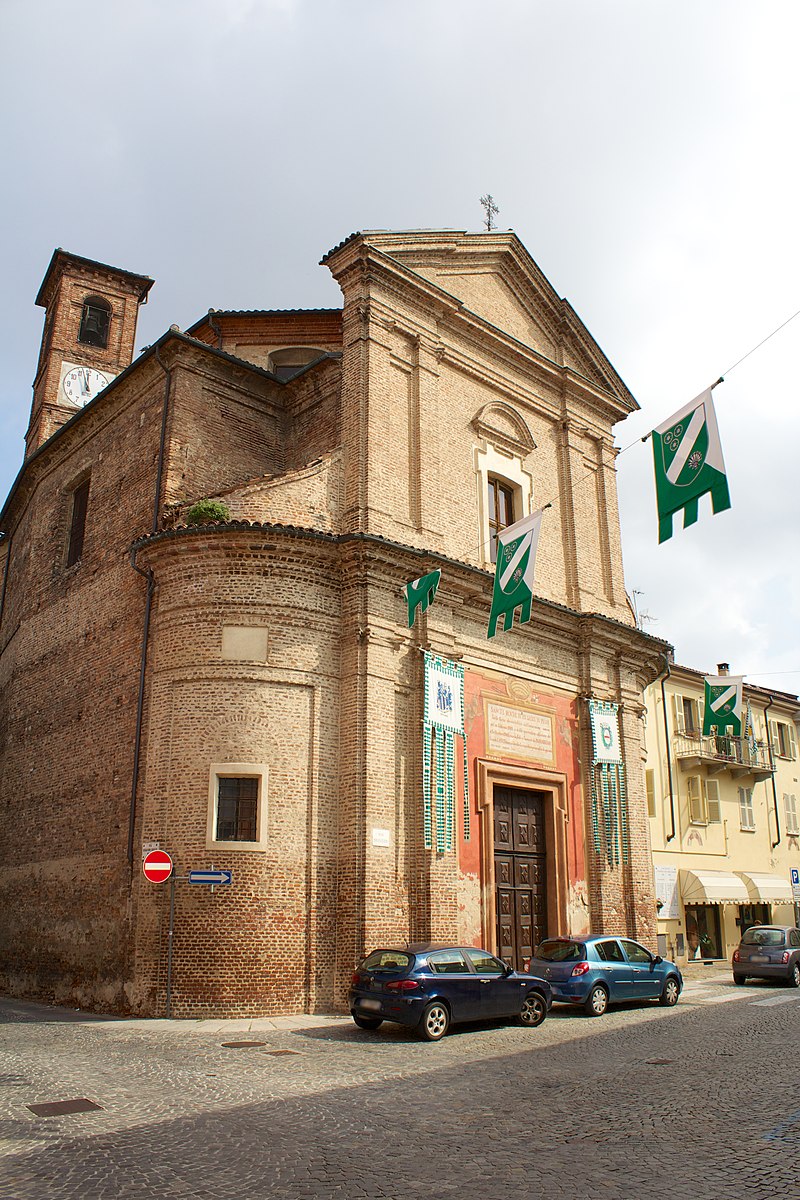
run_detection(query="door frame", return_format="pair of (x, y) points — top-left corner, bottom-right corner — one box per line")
(476, 759), (569, 954)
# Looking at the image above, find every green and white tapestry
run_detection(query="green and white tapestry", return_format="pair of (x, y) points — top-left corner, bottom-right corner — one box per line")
(702, 675), (743, 736)
(422, 652), (470, 851)
(652, 389), (731, 544)
(403, 569), (441, 627)
(588, 700), (629, 868)
(487, 510), (543, 638)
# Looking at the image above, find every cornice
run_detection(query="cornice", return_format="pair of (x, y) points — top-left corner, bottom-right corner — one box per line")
(130, 520), (672, 661)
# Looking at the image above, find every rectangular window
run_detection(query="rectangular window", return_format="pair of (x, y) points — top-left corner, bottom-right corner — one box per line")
(207, 763), (267, 849)
(705, 778), (721, 824)
(672, 694), (700, 736)
(216, 777), (258, 841)
(66, 478), (90, 567)
(487, 477), (515, 563)
(738, 786), (755, 831)
(684, 904), (723, 960)
(771, 720), (797, 760)
(785, 793), (799, 836)
(687, 775), (705, 824)
(645, 769), (656, 819)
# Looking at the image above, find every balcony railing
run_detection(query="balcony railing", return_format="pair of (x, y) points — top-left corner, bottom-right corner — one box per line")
(673, 731), (774, 780)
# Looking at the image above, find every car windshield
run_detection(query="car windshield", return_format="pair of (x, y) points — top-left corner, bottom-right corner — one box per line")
(361, 950), (412, 971)
(535, 940), (585, 962)
(741, 928), (785, 947)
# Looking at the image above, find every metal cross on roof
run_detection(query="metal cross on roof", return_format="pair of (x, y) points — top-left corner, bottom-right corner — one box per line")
(479, 194), (499, 231)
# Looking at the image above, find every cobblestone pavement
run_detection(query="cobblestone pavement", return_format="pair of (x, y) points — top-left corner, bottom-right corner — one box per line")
(1, 971), (799, 1199)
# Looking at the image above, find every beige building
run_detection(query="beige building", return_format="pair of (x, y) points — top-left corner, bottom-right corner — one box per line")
(0, 230), (668, 1017)
(645, 662), (800, 968)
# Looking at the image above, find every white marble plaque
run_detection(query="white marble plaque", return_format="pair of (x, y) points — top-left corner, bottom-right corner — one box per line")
(654, 865), (679, 920)
(486, 703), (555, 764)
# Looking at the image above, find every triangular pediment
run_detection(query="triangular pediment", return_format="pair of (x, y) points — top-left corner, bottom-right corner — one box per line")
(337, 231), (636, 411)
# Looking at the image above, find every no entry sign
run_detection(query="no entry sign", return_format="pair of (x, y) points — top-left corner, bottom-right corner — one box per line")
(142, 849), (173, 883)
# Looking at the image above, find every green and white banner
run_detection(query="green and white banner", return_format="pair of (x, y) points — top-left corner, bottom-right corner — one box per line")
(589, 703), (622, 764)
(487, 510), (543, 638)
(422, 653), (470, 851)
(588, 700), (629, 868)
(652, 389), (731, 544)
(702, 675), (743, 736)
(402, 569), (441, 627)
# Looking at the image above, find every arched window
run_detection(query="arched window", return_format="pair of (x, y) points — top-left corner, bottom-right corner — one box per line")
(268, 346), (326, 382)
(79, 296), (111, 348)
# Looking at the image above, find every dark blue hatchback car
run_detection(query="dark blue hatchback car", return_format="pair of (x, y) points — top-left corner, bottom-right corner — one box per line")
(527, 936), (682, 1016)
(349, 943), (552, 1040)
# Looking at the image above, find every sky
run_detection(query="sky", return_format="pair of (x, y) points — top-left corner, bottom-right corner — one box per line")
(2, 0), (799, 697)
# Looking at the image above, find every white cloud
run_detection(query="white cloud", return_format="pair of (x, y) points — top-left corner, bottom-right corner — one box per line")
(1, 0), (798, 696)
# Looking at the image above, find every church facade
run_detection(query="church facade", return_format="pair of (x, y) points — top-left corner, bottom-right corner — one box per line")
(0, 231), (668, 1016)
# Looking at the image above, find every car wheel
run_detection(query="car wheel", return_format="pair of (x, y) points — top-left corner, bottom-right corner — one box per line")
(352, 1014), (383, 1030)
(584, 984), (608, 1017)
(733, 974), (747, 986)
(519, 992), (547, 1028)
(789, 962), (800, 989)
(418, 1001), (450, 1041)
(659, 976), (680, 1006)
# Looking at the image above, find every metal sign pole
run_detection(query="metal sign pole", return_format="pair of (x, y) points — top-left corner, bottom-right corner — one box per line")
(165, 873), (176, 1019)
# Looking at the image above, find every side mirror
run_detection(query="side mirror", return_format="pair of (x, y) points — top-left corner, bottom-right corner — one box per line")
(652, 954), (663, 965)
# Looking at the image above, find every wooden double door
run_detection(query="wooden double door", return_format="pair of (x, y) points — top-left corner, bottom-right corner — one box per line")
(494, 787), (548, 970)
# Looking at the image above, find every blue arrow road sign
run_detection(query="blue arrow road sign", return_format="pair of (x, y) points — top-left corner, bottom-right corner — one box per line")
(188, 869), (232, 885)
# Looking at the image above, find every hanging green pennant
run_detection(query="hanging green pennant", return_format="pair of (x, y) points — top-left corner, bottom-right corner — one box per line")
(422, 652), (470, 848)
(702, 675), (743, 735)
(402, 569), (441, 627)
(652, 389), (731, 544)
(487, 511), (543, 638)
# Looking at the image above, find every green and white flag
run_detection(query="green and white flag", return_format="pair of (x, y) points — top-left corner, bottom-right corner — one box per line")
(702, 674), (743, 736)
(487, 510), (543, 638)
(402, 569), (441, 627)
(652, 389), (731, 544)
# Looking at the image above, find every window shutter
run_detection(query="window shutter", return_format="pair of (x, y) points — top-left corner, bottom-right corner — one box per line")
(689, 698), (701, 735)
(687, 776), (704, 823)
(646, 770), (656, 818)
(738, 786), (755, 830)
(788, 724), (797, 760)
(705, 779), (721, 823)
(785, 793), (799, 836)
(672, 695), (685, 733)
(769, 720), (778, 751)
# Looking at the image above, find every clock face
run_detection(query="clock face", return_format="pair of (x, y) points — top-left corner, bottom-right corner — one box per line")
(62, 366), (111, 407)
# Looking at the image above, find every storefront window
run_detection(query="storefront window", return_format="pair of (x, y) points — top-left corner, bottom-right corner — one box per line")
(736, 904), (770, 934)
(684, 904), (723, 959)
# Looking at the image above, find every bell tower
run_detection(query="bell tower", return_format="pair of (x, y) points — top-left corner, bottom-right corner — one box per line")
(27, 250), (154, 457)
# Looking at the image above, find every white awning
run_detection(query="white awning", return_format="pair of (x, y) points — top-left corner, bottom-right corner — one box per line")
(735, 872), (794, 903)
(680, 869), (750, 904)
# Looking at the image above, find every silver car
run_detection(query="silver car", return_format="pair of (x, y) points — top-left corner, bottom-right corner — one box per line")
(732, 925), (800, 987)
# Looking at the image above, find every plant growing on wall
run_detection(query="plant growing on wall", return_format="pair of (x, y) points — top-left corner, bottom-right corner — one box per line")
(185, 499), (231, 526)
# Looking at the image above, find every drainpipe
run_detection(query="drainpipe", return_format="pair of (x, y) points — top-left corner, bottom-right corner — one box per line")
(0, 532), (10, 633)
(209, 310), (223, 351)
(763, 694), (781, 848)
(659, 654), (677, 842)
(127, 344), (172, 865)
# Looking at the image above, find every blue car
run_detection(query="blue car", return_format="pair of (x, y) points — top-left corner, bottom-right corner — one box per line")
(527, 936), (683, 1017)
(349, 943), (552, 1041)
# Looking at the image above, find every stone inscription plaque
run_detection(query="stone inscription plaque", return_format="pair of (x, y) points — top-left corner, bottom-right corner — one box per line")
(486, 702), (555, 765)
